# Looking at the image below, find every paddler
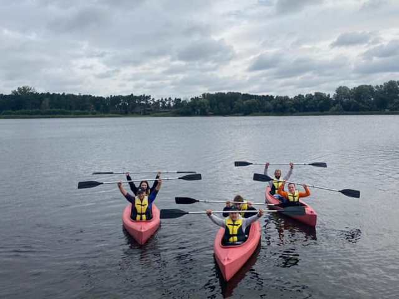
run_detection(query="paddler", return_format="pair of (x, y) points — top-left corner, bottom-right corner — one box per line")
(277, 181), (310, 206)
(126, 171), (161, 196)
(264, 162), (293, 201)
(206, 206), (264, 245)
(223, 195), (257, 218)
(118, 178), (162, 221)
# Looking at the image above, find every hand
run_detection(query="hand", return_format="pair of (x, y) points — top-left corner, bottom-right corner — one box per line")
(157, 171), (161, 177)
(158, 179), (163, 184)
(206, 209), (212, 216)
(303, 184), (308, 189)
(126, 172), (130, 176)
(226, 200), (231, 207)
(247, 201), (253, 208)
(265, 162), (270, 168)
(117, 181), (122, 188)
(289, 162), (294, 169)
(258, 209), (264, 217)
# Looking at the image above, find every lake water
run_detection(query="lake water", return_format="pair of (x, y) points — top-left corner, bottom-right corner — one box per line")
(0, 116), (398, 298)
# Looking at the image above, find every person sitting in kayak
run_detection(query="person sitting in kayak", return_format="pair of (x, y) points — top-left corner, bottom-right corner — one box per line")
(118, 178), (162, 221)
(206, 206), (264, 245)
(264, 162), (293, 201)
(277, 181), (310, 206)
(125, 171), (161, 196)
(223, 195), (257, 218)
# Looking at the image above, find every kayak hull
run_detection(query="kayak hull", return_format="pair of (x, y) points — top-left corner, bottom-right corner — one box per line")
(122, 204), (160, 245)
(265, 186), (317, 227)
(214, 220), (261, 282)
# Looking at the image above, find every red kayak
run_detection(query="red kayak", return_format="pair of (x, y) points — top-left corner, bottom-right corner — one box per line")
(214, 220), (261, 282)
(122, 204), (161, 245)
(265, 186), (317, 227)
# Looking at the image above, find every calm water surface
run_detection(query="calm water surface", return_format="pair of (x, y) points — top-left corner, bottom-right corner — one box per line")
(0, 116), (398, 298)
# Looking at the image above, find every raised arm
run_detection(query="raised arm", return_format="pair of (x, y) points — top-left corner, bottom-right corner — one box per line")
(126, 172), (138, 195)
(206, 210), (225, 227)
(278, 181), (288, 198)
(242, 209), (263, 231)
(264, 162), (269, 175)
(299, 184), (311, 198)
(118, 181), (134, 204)
(151, 171), (161, 190)
(283, 162), (293, 180)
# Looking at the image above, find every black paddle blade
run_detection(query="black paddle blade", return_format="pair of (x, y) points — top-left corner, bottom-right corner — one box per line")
(160, 209), (188, 219)
(253, 173), (273, 182)
(92, 171), (114, 174)
(279, 206), (306, 216)
(78, 181), (104, 189)
(179, 173), (202, 181)
(177, 171), (197, 173)
(309, 162), (327, 168)
(234, 161), (252, 167)
(175, 197), (198, 204)
(339, 189), (360, 198)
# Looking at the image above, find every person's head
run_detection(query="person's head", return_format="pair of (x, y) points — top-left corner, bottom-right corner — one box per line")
(274, 169), (282, 179)
(233, 195), (244, 209)
(229, 206), (240, 221)
(137, 187), (146, 199)
(288, 183), (296, 193)
(139, 181), (151, 194)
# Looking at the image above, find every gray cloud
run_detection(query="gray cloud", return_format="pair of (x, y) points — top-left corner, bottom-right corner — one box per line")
(355, 56), (399, 74)
(1, 0), (399, 98)
(360, 0), (388, 11)
(176, 38), (235, 64)
(275, 0), (323, 14)
(363, 40), (399, 58)
(331, 32), (373, 47)
(248, 52), (282, 71)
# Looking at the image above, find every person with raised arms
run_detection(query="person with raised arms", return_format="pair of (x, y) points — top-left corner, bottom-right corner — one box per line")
(206, 205), (264, 245)
(264, 162), (293, 200)
(118, 178), (162, 221)
(223, 195), (257, 218)
(277, 181), (310, 206)
(126, 171), (161, 196)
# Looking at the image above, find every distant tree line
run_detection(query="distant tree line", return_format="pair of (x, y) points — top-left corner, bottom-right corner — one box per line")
(1, 80), (398, 116)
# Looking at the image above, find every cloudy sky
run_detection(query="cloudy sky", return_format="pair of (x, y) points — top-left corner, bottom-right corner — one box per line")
(1, 0), (398, 99)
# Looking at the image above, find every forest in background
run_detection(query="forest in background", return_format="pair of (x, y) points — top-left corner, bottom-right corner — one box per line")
(1, 80), (398, 117)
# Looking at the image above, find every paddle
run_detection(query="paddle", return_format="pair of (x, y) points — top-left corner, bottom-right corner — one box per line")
(160, 207), (306, 219)
(175, 196), (275, 206)
(252, 173), (360, 198)
(92, 171), (196, 175)
(235, 161), (327, 168)
(78, 173), (202, 189)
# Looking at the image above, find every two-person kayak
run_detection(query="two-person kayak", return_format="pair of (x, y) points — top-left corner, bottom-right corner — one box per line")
(214, 220), (261, 281)
(122, 204), (161, 245)
(265, 186), (317, 227)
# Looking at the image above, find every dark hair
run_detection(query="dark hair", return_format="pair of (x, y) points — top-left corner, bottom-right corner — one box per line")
(139, 181), (151, 195)
(233, 195), (244, 203)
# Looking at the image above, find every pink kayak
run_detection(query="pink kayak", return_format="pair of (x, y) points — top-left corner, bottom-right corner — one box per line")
(265, 186), (317, 227)
(214, 220), (261, 282)
(122, 204), (161, 245)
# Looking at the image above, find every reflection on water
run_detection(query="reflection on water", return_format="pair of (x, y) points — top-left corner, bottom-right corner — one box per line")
(266, 214), (317, 269)
(214, 244), (262, 298)
(337, 228), (362, 244)
(2, 116), (399, 299)
(271, 214), (317, 243)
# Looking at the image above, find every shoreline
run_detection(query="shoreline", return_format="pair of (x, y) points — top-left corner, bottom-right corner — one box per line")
(1, 111), (399, 119)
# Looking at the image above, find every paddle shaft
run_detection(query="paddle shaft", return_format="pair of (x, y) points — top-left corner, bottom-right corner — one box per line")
(100, 177), (186, 184)
(190, 199), (274, 206)
(93, 171), (195, 174)
(188, 210), (274, 214)
(277, 179), (340, 192)
(240, 163), (298, 166)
